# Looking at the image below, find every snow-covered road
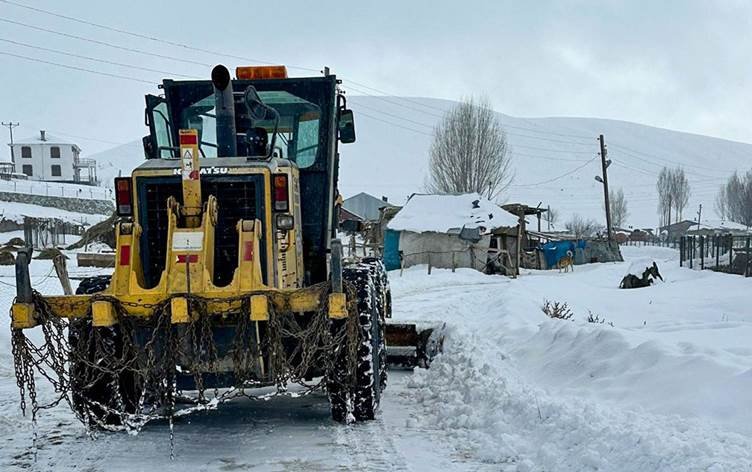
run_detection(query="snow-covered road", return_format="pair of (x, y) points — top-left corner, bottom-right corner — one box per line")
(1, 246), (751, 471)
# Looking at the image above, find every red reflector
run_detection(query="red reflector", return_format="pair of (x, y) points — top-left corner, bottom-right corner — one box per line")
(243, 241), (254, 261)
(179, 133), (198, 145)
(176, 254), (199, 263)
(119, 245), (131, 266)
(273, 174), (289, 211)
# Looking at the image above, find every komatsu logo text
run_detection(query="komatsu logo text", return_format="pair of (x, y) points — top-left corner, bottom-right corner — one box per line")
(172, 167), (230, 176)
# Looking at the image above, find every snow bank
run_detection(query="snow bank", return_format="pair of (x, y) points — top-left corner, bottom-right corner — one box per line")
(387, 193), (518, 234)
(0, 201), (108, 225)
(408, 336), (752, 470)
(390, 245), (752, 467)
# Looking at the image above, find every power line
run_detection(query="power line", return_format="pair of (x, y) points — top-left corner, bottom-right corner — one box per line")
(0, 0), (616, 154)
(0, 50), (153, 83)
(0, 0), (319, 73)
(511, 157), (598, 187)
(0, 17), (211, 67)
(353, 96), (596, 148)
(0, 37), (197, 78)
(609, 142), (734, 175)
(356, 111), (433, 137)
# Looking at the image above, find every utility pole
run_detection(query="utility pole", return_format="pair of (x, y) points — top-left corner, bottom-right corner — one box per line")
(697, 204), (702, 231)
(599, 134), (613, 241)
(2, 121), (20, 163)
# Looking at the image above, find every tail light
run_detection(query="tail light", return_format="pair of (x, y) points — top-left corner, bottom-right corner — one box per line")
(273, 174), (289, 211)
(115, 177), (133, 216)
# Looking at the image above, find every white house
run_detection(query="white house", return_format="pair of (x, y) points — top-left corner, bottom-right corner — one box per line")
(10, 130), (97, 184)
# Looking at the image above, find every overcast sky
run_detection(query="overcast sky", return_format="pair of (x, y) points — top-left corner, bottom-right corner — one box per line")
(0, 0), (750, 157)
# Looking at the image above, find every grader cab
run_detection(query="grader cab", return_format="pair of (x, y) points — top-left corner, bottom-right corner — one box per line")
(10, 65), (436, 429)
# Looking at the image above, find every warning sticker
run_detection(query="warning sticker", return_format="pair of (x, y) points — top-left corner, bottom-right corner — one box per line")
(172, 231), (203, 251)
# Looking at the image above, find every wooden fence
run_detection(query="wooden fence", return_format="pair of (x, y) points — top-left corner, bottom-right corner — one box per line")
(680, 234), (751, 276)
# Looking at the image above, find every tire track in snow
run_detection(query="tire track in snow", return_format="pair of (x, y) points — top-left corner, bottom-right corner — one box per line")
(333, 416), (410, 471)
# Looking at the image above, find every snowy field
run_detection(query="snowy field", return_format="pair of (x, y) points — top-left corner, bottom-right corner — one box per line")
(1, 246), (751, 471)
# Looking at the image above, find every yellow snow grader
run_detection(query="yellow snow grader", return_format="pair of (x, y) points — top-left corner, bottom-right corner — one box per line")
(10, 65), (438, 429)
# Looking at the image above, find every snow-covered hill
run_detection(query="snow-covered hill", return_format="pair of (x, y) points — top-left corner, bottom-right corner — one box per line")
(88, 140), (143, 188)
(87, 97), (752, 229)
(344, 96), (752, 229)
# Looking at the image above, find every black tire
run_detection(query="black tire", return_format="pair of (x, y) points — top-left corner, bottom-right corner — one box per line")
(328, 261), (387, 423)
(363, 258), (389, 392)
(70, 275), (141, 428)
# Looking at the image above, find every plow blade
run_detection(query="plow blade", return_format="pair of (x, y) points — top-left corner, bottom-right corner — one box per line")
(385, 322), (445, 368)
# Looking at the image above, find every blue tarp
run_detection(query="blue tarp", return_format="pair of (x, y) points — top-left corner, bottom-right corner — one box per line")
(541, 240), (586, 268)
(383, 229), (401, 270)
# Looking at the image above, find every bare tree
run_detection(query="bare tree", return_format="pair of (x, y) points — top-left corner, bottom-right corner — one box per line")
(656, 166), (691, 226)
(608, 188), (629, 227)
(714, 186), (727, 221)
(672, 167), (690, 222)
(565, 214), (603, 239)
(657, 167), (673, 227)
(716, 170), (752, 228)
(426, 96), (513, 200)
(544, 207), (559, 230)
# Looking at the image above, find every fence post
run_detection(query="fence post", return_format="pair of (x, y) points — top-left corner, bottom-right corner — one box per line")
(716, 235), (720, 268)
(451, 251), (456, 273)
(689, 237), (693, 269)
(729, 235), (733, 273)
(700, 235), (704, 270)
(679, 237), (684, 267)
(746, 237), (751, 277)
(427, 253), (432, 275)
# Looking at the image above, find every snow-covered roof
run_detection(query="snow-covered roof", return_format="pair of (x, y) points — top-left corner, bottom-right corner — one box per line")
(387, 193), (518, 234)
(13, 133), (80, 149)
(699, 218), (750, 231)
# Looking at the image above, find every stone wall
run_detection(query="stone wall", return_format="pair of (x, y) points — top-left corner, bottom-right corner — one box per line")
(575, 240), (623, 264)
(0, 191), (113, 215)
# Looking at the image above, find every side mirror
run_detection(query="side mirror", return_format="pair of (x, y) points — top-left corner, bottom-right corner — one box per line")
(243, 85), (279, 159)
(338, 109), (356, 144)
(142, 135), (156, 159)
(243, 85), (268, 121)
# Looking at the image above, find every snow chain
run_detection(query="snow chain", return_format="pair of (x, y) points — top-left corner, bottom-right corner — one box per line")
(10, 282), (360, 439)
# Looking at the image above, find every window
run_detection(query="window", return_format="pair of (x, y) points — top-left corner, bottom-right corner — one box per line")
(22, 164), (33, 176)
(51, 165), (61, 177)
(21, 146), (31, 158)
(50, 146), (61, 158)
(174, 88), (322, 167)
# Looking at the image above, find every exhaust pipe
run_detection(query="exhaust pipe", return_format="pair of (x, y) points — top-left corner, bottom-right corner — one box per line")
(211, 64), (237, 157)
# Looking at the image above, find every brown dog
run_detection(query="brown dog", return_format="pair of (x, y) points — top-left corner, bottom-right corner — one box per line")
(557, 250), (574, 273)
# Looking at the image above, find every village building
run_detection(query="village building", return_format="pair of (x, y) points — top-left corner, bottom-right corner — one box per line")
(383, 193), (518, 272)
(9, 130), (97, 184)
(343, 192), (395, 222)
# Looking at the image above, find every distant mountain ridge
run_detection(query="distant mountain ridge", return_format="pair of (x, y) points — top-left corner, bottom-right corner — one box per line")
(88, 96), (752, 229)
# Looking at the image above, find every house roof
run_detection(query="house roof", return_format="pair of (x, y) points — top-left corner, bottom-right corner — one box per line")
(13, 133), (81, 150)
(387, 193), (518, 234)
(343, 192), (395, 221)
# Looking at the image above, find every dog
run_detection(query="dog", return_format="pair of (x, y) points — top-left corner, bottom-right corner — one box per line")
(557, 250), (574, 273)
(620, 261), (663, 289)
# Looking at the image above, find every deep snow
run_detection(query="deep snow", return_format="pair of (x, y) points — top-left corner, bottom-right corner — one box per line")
(0, 245), (750, 471)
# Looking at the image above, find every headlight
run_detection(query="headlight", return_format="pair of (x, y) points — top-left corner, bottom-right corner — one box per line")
(276, 213), (294, 231)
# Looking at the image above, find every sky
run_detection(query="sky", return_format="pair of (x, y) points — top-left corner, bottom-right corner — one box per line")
(0, 0), (750, 159)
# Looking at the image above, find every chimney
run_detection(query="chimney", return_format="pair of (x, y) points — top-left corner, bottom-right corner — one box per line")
(381, 196), (388, 202)
(40, 130), (46, 141)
